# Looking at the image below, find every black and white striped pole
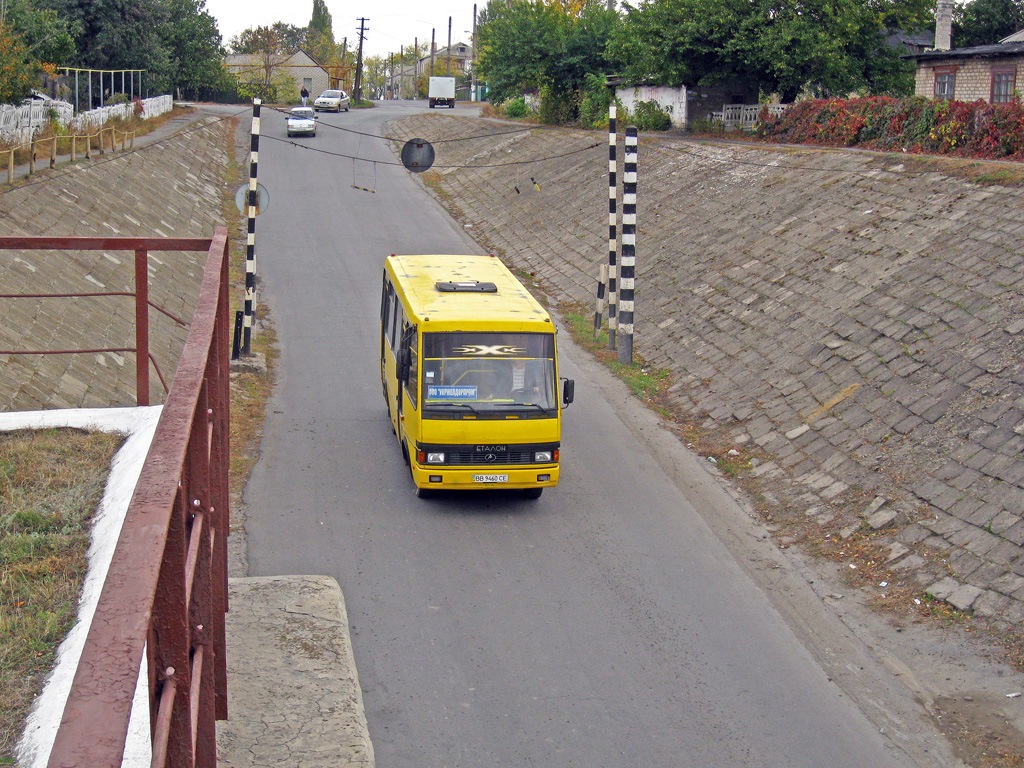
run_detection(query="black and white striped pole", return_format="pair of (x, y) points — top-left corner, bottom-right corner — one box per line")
(617, 127), (637, 365)
(607, 103), (618, 350)
(242, 98), (261, 356)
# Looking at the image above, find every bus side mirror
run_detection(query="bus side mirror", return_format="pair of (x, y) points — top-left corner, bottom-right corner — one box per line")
(562, 378), (575, 406)
(398, 349), (411, 382)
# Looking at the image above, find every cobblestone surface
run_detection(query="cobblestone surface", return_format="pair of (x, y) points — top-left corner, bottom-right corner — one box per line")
(0, 113), (232, 411)
(388, 113), (1024, 628)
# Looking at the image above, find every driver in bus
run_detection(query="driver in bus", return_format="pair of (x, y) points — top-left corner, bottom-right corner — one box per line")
(508, 358), (542, 401)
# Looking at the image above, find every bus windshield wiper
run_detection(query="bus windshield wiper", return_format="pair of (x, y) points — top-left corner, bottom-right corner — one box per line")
(426, 401), (479, 413)
(509, 402), (548, 412)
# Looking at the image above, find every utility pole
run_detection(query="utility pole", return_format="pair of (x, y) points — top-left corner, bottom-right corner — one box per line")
(354, 18), (367, 102)
(340, 38), (348, 89)
(472, 4), (477, 101)
(430, 29), (436, 78)
(399, 45), (404, 99)
(414, 37), (419, 97)
(447, 16), (452, 77)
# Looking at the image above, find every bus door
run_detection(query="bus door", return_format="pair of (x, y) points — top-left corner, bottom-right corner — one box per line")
(397, 322), (418, 420)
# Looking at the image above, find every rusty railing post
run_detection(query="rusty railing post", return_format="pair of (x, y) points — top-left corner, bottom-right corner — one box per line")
(135, 248), (150, 406)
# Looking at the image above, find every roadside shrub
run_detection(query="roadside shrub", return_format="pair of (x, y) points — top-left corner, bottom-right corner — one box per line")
(504, 97), (528, 119)
(578, 73), (612, 129)
(538, 84), (577, 125)
(757, 95), (1024, 160)
(630, 100), (672, 131)
(688, 116), (728, 136)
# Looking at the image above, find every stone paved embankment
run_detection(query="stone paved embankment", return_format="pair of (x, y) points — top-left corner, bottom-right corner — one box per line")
(387, 113), (1024, 628)
(0, 111), (234, 411)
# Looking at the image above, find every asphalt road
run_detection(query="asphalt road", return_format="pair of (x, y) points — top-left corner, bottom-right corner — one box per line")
(241, 101), (944, 767)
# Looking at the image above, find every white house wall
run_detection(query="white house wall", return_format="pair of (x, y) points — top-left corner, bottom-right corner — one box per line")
(615, 85), (688, 127)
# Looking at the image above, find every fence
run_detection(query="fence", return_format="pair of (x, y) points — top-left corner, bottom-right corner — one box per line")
(710, 103), (789, 130)
(0, 94), (173, 143)
(2, 126), (137, 184)
(0, 95), (171, 185)
(0, 231), (231, 768)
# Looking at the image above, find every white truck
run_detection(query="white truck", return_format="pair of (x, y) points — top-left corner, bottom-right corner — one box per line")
(428, 77), (456, 109)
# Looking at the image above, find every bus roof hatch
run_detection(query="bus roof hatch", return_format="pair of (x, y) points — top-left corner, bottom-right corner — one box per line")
(435, 281), (497, 293)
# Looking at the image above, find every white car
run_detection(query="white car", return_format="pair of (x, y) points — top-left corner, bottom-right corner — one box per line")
(313, 89), (350, 112)
(286, 107), (317, 137)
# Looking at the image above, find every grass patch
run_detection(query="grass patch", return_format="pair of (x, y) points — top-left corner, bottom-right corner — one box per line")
(560, 300), (754, 477)
(0, 428), (123, 764)
(419, 170), (466, 219)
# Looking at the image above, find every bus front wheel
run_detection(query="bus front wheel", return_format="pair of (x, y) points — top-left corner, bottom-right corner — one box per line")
(523, 488), (543, 499)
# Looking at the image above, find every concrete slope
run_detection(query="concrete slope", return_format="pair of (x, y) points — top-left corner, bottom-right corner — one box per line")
(0, 112), (233, 411)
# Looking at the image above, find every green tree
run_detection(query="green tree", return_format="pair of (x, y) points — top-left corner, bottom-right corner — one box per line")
(953, 0), (1024, 47)
(230, 22), (305, 54)
(231, 25), (294, 102)
(607, 0), (933, 100)
(161, 0), (223, 99)
(477, 0), (617, 107)
(0, 21), (35, 102)
(306, 0), (335, 63)
(362, 53), (386, 98)
(3, 0), (78, 67)
(42, 0), (174, 91)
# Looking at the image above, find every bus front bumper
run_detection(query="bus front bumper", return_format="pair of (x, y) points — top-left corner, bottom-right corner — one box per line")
(410, 463), (559, 491)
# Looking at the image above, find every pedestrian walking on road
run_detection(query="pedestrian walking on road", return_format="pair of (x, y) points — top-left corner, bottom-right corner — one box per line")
(300, 86), (309, 106)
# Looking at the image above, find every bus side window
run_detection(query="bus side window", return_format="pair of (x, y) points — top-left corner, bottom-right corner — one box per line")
(383, 281), (398, 348)
(401, 323), (418, 408)
(391, 301), (404, 351)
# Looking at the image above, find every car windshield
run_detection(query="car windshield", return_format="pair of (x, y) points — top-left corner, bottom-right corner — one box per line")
(320, 91), (341, 98)
(421, 332), (557, 414)
(290, 108), (314, 118)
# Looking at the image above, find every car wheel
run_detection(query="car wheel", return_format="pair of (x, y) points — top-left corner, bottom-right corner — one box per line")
(414, 485), (434, 499)
(345, 106), (349, 112)
(523, 488), (543, 499)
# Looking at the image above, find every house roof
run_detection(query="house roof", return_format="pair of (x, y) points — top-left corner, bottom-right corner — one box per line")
(912, 40), (1024, 61)
(887, 29), (934, 48)
(224, 50), (328, 73)
(1001, 29), (1024, 43)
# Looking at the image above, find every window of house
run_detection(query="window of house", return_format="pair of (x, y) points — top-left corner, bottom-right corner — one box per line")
(934, 69), (956, 100)
(992, 68), (1016, 103)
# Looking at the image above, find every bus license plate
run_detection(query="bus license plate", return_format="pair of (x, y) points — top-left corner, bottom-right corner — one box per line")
(473, 473), (508, 483)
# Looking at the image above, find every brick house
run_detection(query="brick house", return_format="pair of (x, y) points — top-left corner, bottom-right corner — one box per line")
(913, 40), (1024, 102)
(911, 0), (1024, 104)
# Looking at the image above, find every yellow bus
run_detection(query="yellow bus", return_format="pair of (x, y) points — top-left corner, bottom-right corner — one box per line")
(380, 254), (575, 498)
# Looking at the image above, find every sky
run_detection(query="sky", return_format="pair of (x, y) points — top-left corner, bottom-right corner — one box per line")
(204, 0), (480, 60)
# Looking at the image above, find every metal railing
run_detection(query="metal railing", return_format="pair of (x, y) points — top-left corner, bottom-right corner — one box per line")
(1, 230), (231, 768)
(0, 237), (211, 404)
(710, 103), (789, 130)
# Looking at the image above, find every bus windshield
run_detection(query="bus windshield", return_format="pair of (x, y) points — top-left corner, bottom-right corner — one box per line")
(422, 332), (557, 413)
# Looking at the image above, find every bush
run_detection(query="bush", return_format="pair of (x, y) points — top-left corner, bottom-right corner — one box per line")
(578, 73), (612, 129)
(630, 100), (672, 131)
(757, 95), (1024, 160)
(539, 84), (577, 125)
(504, 97), (528, 118)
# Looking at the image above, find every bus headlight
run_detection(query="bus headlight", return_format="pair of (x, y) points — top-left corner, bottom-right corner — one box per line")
(426, 451), (446, 464)
(534, 450), (552, 463)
